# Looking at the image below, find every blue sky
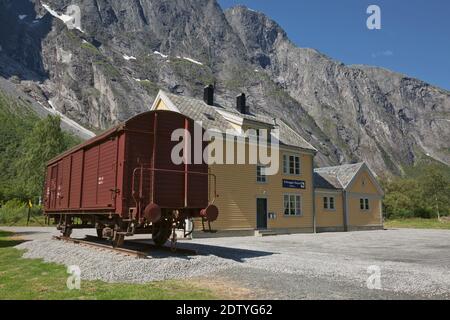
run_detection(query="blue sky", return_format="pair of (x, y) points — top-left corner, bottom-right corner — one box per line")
(219, 0), (450, 90)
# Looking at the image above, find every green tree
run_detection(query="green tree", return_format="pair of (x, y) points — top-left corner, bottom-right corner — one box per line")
(382, 178), (421, 219)
(421, 166), (450, 219)
(16, 116), (68, 198)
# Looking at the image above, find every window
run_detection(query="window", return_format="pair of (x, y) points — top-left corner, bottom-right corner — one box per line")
(323, 197), (335, 210)
(360, 198), (370, 210)
(284, 194), (301, 216)
(283, 154), (300, 175)
(256, 165), (267, 183)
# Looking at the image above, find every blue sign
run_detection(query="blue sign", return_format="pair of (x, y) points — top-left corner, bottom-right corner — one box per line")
(282, 179), (306, 189)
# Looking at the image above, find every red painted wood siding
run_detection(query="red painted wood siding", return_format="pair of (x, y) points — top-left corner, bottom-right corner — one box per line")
(97, 139), (118, 208)
(69, 150), (83, 209)
(82, 145), (99, 208)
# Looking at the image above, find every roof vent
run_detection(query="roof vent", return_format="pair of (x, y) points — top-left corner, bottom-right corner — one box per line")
(203, 84), (214, 106)
(236, 93), (248, 114)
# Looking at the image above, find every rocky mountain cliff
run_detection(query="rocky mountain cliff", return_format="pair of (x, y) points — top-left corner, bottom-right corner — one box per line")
(0, 0), (449, 175)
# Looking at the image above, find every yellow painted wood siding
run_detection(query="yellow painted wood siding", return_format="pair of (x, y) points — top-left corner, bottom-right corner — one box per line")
(155, 99), (169, 110)
(347, 195), (382, 226)
(209, 147), (314, 231)
(347, 169), (383, 226)
(315, 191), (344, 228)
(348, 170), (380, 195)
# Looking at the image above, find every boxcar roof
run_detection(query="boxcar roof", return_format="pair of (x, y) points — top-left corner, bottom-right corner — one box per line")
(47, 110), (189, 166)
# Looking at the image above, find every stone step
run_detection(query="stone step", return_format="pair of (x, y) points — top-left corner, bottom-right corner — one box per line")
(254, 229), (278, 237)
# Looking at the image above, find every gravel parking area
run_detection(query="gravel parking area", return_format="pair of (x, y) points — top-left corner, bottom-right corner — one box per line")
(2, 226), (450, 299)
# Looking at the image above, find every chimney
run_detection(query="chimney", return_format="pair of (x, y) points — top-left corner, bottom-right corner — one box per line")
(203, 84), (214, 106)
(236, 93), (247, 114)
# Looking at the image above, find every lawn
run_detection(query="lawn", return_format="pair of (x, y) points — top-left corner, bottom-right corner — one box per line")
(0, 230), (218, 300)
(385, 218), (450, 230)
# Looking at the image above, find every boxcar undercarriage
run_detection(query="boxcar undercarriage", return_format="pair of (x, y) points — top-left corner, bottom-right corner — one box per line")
(49, 210), (215, 248)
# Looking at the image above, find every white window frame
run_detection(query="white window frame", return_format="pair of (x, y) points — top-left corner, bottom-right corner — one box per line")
(283, 194), (302, 216)
(323, 196), (335, 211)
(360, 198), (370, 211)
(256, 165), (267, 183)
(283, 154), (301, 176)
(329, 197), (335, 210)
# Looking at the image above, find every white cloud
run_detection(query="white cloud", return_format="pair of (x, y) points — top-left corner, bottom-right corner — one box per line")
(371, 50), (394, 58)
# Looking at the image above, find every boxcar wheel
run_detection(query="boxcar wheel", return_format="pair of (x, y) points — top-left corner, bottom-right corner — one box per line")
(62, 228), (72, 238)
(152, 220), (171, 247)
(96, 228), (104, 240)
(112, 233), (125, 248)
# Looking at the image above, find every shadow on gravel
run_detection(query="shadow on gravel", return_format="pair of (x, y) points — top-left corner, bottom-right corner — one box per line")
(116, 239), (275, 262)
(171, 243), (275, 262)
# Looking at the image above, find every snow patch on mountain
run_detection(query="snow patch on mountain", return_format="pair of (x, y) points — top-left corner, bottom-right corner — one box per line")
(153, 51), (168, 59)
(42, 3), (84, 33)
(123, 55), (137, 61)
(46, 100), (96, 138)
(176, 56), (203, 65)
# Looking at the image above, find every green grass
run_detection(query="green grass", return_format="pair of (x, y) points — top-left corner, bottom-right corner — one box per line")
(0, 231), (217, 300)
(0, 214), (47, 227)
(385, 218), (450, 230)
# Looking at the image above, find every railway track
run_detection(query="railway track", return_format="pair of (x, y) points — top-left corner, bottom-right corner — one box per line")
(52, 235), (198, 258)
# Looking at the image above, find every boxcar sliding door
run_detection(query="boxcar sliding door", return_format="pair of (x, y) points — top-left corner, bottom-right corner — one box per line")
(97, 138), (118, 208)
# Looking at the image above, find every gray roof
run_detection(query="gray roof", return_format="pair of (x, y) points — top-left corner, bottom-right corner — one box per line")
(163, 92), (235, 133)
(274, 119), (316, 151)
(314, 162), (365, 190)
(162, 91), (316, 152)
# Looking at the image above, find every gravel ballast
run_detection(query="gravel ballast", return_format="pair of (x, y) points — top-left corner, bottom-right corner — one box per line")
(16, 239), (236, 283)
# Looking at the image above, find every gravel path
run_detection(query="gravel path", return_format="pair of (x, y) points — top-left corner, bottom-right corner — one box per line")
(4, 227), (450, 299)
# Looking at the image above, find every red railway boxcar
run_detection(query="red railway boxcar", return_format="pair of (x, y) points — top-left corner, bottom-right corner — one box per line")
(44, 110), (218, 247)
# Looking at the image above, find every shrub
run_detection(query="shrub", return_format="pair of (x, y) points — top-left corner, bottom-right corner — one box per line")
(0, 200), (27, 225)
(0, 200), (43, 225)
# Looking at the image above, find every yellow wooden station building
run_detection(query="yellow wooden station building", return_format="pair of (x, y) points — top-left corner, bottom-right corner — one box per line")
(151, 86), (384, 236)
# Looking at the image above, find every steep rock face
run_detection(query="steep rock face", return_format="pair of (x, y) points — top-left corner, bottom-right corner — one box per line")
(225, 5), (450, 173)
(0, 0), (448, 175)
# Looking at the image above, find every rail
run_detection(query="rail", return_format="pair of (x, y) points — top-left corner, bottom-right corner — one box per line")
(52, 235), (198, 256)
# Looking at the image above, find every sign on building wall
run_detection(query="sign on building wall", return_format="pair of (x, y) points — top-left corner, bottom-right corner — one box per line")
(282, 179), (306, 189)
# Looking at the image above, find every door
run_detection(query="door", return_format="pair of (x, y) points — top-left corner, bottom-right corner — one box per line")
(256, 198), (268, 229)
(49, 165), (58, 209)
(97, 139), (118, 208)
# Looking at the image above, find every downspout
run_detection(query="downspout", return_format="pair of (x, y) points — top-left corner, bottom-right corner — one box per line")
(312, 163), (316, 234)
(343, 190), (348, 232)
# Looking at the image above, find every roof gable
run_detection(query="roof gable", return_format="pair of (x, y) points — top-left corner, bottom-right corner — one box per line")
(314, 162), (384, 195)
